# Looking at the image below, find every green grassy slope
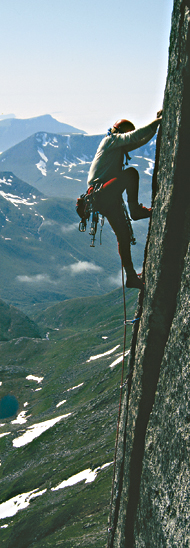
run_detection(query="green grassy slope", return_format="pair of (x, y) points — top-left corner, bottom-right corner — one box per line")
(0, 299), (41, 341)
(0, 287), (138, 547)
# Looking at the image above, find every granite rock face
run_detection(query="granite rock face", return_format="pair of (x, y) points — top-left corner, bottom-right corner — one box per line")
(108, 2), (190, 546)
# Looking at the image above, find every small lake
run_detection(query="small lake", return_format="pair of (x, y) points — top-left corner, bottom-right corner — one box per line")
(0, 395), (19, 419)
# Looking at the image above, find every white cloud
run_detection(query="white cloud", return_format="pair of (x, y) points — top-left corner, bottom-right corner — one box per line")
(62, 261), (103, 275)
(16, 274), (56, 284)
(108, 271), (122, 286)
(39, 220), (78, 233)
(40, 220), (54, 227)
(61, 223), (78, 233)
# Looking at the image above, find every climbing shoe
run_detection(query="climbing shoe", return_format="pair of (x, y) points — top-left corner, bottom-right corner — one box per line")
(126, 272), (144, 290)
(128, 202), (151, 221)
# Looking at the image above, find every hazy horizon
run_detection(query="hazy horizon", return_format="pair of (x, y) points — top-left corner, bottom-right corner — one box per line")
(1, 0), (174, 134)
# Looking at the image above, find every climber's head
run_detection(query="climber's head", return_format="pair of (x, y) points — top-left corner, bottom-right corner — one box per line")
(112, 119), (135, 133)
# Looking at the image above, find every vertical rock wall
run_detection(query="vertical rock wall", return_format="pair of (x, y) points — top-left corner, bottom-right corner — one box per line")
(108, 1), (190, 546)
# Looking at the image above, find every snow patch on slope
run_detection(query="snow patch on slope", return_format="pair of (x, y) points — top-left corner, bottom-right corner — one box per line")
(13, 414), (72, 447)
(52, 462), (112, 491)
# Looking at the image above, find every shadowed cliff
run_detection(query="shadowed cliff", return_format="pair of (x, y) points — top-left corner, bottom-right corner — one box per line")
(108, 1), (190, 546)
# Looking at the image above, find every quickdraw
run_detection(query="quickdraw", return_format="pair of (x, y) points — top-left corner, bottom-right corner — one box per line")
(76, 184), (104, 247)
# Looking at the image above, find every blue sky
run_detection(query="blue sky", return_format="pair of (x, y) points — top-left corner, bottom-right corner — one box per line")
(1, 0), (174, 133)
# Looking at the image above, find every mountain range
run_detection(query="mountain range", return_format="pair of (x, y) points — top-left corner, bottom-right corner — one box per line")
(0, 130), (156, 200)
(0, 132), (103, 199)
(0, 115), (85, 153)
(0, 170), (152, 312)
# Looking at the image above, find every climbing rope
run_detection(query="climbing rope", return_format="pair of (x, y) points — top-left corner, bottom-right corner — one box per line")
(107, 262), (140, 548)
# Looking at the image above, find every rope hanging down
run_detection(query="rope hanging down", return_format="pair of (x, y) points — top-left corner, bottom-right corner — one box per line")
(107, 262), (140, 548)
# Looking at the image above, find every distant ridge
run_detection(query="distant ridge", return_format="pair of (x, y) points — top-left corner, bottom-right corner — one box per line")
(0, 298), (41, 340)
(0, 114), (86, 152)
(0, 113), (16, 121)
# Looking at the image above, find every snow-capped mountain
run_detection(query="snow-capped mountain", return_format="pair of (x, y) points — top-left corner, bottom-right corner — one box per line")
(0, 133), (103, 199)
(0, 132), (156, 200)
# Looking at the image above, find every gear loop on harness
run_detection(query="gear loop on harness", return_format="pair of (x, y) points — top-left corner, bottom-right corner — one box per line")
(76, 182), (104, 246)
(76, 184), (136, 248)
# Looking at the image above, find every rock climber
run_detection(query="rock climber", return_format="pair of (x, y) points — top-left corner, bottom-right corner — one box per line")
(87, 113), (162, 289)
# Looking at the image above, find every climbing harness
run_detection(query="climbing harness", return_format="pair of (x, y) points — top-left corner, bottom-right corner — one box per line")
(76, 188), (136, 248)
(107, 262), (141, 548)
